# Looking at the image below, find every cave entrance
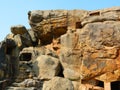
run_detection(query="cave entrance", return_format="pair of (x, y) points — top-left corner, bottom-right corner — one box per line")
(20, 53), (32, 61)
(97, 81), (104, 88)
(76, 22), (82, 29)
(111, 81), (120, 90)
(89, 11), (100, 16)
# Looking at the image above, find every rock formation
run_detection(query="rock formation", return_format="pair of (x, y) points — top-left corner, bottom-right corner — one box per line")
(1, 7), (120, 90)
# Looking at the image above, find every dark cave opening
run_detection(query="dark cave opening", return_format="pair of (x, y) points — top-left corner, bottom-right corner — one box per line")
(89, 11), (100, 16)
(111, 81), (120, 90)
(19, 53), (32, 61)
(58, 63), (64, 77)
(6, 47), (13, 55)
(76, 22), (82, 29)
(96, 80), (104, 88)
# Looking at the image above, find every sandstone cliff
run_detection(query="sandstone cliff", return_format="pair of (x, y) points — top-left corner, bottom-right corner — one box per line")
(0, 7), (120, 90)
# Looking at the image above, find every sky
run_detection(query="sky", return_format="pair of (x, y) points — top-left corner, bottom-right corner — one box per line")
(0, 0), (120, 41)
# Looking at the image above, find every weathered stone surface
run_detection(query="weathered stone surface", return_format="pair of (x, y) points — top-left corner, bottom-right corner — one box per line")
(60, 21), (120, 83)
(81, 7), (120, 26)
(79, 84), (104, 90)
(13, 32), (35, 48)
(28, 30), (38, 45)
(28, 10), (88, 44)
(79, 21), (120, 81)
(95, 69), (120, 82)
(19, 46), (58, 61)
(13, 34), (23, 48)
(11, 25), (28, 35)
(33, 55), (60, 80)
(45, 38), (61, 55)
(6, 87), (38, 90)
(72, 81), (103, 90)
(5, 34), (16, 49)
(19, 47), (34, 61)
(19, 78), (40, 87)
(61, 22), (120, 79)
(2, 7), (120, 90)
(42, 77), (74, 90)
(0, 41), (7, 80)
(60, 31), (81, 80)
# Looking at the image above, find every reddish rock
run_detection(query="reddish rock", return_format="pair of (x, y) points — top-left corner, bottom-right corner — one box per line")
(60, 21), (120, 81)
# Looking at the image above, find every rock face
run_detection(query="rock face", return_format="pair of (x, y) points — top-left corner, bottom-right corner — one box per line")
(42, 77), (74, 90)
(60, 21), (120, 82)
(28, 10), (88, 44)
(1, 7), (120, 90)
(33, 55), (60, 80)
(11, 25), (28, 35)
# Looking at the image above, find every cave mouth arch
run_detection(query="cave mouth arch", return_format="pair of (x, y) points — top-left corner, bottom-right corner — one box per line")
(111, 81), (120, 90)
(19, 53), (32, 61)
(97, 80), (104, 88)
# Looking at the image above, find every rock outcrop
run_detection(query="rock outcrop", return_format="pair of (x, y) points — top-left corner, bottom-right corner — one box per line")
(1, 7), (120, 90)
(42, 77), (74, 90)
(33, 55), (60, 80)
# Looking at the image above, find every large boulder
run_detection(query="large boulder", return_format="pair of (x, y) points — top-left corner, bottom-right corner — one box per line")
(11, 25), (28, 35)
(79, 21), (120, 81)
(33, 55), (60, 80)
(5, 34), (16, 49)
(13, 32), (34, 48)
(28, 10), (88, 44)
(60, 21), (120, 82)
(60, 31), (82, 81)
(28, 30), (38, 46)
(0, 41), (15, 82)
(42, 77), (74, 90)
(13, 34), (22, 47)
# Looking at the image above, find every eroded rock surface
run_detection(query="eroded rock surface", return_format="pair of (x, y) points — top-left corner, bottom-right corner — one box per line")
(33, 55), (60, 80)
(42, 77), (74, 90)
(28, 10), (88, 44)
(1, 7), (120, 90)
